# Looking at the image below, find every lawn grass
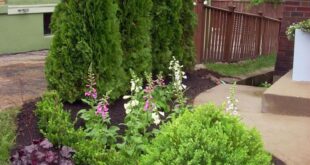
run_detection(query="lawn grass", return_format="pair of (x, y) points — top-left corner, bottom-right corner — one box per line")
(0, 108), (19, 165)
(205, 55), (277, 77)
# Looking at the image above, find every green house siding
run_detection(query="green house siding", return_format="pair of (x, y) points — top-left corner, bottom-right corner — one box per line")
(0, 0), (61, 54)
(0, 13), (52, 54)
(7, 0), (60, 5)
(0, 5), (7, 14)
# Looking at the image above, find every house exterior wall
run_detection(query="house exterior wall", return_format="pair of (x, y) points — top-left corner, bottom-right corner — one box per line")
(7, 0), (59, 5)
(275, 0), (310, 75)
(0, 0), (60, 55)
(0, 13), (52, 54)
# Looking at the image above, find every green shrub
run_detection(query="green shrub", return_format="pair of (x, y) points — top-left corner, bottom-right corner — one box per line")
(45, 0), (127, 102)
(151, 0), (183, 74)
(36, 91), (84, 147)
(179, 0), (196, 69)
(118, 0), (153, 76)
(140, 104), (271, 164)
(0, 108), (19, 165)
(151, 0), (195, 74)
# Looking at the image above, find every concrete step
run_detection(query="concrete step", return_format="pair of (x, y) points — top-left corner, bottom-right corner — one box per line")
(262, 71), (310, 116)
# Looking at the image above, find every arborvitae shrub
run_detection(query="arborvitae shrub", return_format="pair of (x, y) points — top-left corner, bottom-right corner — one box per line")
(140, 104), (271, 164)
(180, 0), (196, 69)
(118, 0), (153, 76)
(151, 0), (183, 74)
(151, 0), (196, 74)
(45, 0), (127, 102)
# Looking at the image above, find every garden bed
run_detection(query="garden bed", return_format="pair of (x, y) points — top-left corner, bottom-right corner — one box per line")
(12, 69), (217, 152)
(11, 68), (286, 164)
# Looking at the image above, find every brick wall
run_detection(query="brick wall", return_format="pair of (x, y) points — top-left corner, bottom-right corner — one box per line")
(275, 0), (310, 75)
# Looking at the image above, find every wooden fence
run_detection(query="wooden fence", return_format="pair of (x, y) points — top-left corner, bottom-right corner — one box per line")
(195, 3), (281, 63)
(211, 0), (283, 19)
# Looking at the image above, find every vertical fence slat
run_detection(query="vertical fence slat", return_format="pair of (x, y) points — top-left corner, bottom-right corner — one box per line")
(223, 6), (236, 62)
(197, 5), (281, 63)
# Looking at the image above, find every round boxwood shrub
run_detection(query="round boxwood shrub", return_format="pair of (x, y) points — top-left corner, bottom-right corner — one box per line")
(140, 104), (271, 164)
(45, 0), (127, 102)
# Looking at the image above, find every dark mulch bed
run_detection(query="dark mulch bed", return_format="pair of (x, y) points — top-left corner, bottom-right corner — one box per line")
(11, 68), (285, 165)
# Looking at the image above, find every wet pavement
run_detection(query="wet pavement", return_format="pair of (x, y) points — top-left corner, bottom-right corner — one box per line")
(0, 51), (47, 110)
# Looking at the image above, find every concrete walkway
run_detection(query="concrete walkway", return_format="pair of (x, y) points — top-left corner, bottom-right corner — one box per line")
(0, 51), (47, 110)
(194, 84), (310, 165)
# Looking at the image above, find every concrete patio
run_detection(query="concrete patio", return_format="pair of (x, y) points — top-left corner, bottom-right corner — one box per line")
(263, 71), (310, 116)
(194, 84), (310, 165)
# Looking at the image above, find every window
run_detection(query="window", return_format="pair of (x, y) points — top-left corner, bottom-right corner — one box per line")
(43, 13), (52, 35)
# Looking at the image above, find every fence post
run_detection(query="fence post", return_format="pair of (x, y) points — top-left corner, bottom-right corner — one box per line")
(256, 12), (263, 57)
(223, 6), (235, 62)
(277, 17), (282, 51)
(194, 0), (206, 63)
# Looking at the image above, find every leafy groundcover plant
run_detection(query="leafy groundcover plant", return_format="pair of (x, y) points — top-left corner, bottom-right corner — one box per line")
(286, 19), (310, 41)
(10, 139), (74, 165)
(140, 104), (271, 164)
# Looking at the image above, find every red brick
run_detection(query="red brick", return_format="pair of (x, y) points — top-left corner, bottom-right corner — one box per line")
(296, 7), (310, 12)
(285, 1), (301, 6)
(284, 6), (297, 11)
(304, 12), (310, 17)
(291, 12), (304, 17)
(301, 2), (310, 7)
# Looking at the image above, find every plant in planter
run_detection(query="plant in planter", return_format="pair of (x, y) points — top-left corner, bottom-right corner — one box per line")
(286, 19), (310, 81)
(286, 19), (310, 41)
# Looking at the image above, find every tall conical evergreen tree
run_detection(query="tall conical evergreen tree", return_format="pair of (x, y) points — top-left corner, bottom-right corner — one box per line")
(118, 0), (153, 76)
(151, 0), (183, 74)
(152, 0), (182, 73)
(45, 0), (127, 102)
(151, 0), (196, 74)
(180, 0), (196, 69)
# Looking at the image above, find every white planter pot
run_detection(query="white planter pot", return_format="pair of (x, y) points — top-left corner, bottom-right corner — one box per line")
(292, 29), (310, 82)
